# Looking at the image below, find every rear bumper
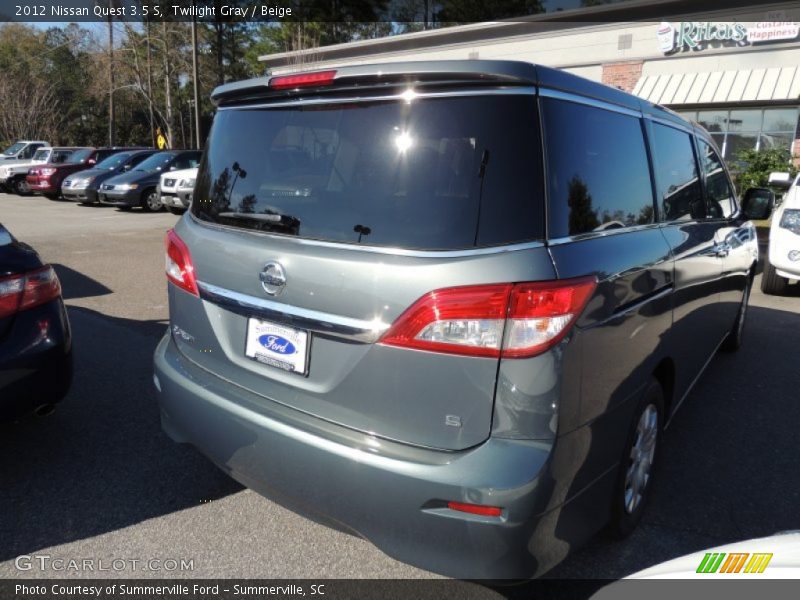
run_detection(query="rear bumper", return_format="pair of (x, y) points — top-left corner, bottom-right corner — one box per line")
(153, 333), (615, 579)
(0, 299), (73, 419)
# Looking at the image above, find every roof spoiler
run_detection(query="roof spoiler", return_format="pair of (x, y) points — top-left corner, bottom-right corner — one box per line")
(210, 60), (540, 106)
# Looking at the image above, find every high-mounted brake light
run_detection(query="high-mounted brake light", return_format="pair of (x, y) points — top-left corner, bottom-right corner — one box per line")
(0, 265), (62, 319)
(269, 70), (337, 90)
(379, 277), (596, 359)
(165, 229), (198, 297)
(447, 501), (503, 517)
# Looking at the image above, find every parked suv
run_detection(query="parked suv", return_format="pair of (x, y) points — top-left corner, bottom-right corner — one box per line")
(99, 150), (201, 211)
(153, 61), (763, 579)
(159, 167), (197, 214)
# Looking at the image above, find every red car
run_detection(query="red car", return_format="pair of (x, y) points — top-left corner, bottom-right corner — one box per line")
(27, 147), (143, 199)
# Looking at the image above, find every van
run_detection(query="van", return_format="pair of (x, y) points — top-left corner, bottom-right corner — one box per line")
(153, 61), (764, 578)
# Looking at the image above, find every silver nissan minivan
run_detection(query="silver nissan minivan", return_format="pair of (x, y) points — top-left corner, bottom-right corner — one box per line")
(153, 61), (766, 578)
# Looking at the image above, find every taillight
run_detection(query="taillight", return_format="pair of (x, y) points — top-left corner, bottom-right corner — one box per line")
(0, 266), (62, 319)
(165, 229), (198, 296)
(379, 277), (596, 359)
(269, 70), (337, 90)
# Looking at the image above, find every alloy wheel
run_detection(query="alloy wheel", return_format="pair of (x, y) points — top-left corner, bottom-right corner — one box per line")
(624, 404), (658, 514)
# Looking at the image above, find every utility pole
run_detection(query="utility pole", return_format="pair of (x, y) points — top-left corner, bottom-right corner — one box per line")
(146, 19), (155, 148)
(191, 10), (202, 149)
(162, 20), (173, 148)
(108, 13), (115, 146)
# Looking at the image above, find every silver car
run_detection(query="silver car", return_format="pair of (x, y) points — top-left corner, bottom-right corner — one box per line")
(154, 61), (761, 578)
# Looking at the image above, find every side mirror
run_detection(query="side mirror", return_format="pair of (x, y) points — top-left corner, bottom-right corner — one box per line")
(767, 172), (792, 189)
(741, 187), (775, 221)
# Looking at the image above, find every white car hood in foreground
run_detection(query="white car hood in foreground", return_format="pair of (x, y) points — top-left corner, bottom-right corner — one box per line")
(608, 532), (800, 581)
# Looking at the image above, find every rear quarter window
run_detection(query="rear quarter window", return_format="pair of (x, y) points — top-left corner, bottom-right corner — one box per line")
(541, 97), (655, 238)
(192, 95), (545, 250)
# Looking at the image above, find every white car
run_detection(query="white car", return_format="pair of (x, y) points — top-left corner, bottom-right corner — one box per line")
(0, 140), (50, 164)
(590, 532), (800, 585)
(762, 171), (800, 294)
(0, 147), (75, 195)
(159, 167), (197, 215)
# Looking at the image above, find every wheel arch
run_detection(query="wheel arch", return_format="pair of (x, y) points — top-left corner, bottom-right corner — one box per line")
(651, 357), (675, 422)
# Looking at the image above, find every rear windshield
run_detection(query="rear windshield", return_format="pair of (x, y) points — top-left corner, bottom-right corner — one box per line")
(192, 95), (544, 250)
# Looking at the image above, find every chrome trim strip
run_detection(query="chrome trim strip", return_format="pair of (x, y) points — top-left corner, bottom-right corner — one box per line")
(188, 212), (545, 258)
(546, 223), (663, 246)
(538, 88), (642, 118)
(642, 113), (694, 134)
(198, 281), (390, 343)
(216, 86), (537, 110)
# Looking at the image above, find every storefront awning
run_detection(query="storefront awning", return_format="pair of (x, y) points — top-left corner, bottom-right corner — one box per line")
(633, 67), (800, 106)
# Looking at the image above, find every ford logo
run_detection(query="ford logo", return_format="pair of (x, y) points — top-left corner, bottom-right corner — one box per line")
(260, 262), (286, 296)
(258, 334), (296, 355)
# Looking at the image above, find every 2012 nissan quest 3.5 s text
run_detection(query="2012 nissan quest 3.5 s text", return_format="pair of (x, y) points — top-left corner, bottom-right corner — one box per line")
(153, 61), (767, 579)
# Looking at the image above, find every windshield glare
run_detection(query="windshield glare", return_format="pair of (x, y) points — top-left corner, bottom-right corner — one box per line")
(32, 149), (51, 161)
(135, 152), (175, 172)
(3, 142), (26, 156)
(95, 152), (132, 170)
(67, 149), (93, 164)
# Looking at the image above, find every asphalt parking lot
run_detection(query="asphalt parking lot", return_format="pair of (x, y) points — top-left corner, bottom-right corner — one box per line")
(1, 194), (799, 591)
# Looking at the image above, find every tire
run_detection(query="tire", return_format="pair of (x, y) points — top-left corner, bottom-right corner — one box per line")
(140, 188), (163, 212)
(168, 206), (186, 215)
(721, 274), (752, 353)
(761, 258), (788, 295)
(12, 177), (30, 195)
(608, 378), (664, 539)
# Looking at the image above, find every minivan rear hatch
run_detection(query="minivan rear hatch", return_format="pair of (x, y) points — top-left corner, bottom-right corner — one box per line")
(173, 72), (554, 450)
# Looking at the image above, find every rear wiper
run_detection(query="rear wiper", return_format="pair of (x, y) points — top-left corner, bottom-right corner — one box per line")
(218, 211), (301, 232)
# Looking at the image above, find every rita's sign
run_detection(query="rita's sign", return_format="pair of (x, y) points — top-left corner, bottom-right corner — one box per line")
(657, 21), (800, 54)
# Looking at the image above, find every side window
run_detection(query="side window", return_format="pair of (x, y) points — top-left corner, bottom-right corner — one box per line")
(650, 123), (704, 221)
(174, 156), (199, 170)
(541, 98), (655, 238)
(129, 153), (150, 167)
(698, 139), (736, 218)
(21, 145), (37, 159)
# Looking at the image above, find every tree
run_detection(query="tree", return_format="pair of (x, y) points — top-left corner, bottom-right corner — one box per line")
(734, 147), (798, 193)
